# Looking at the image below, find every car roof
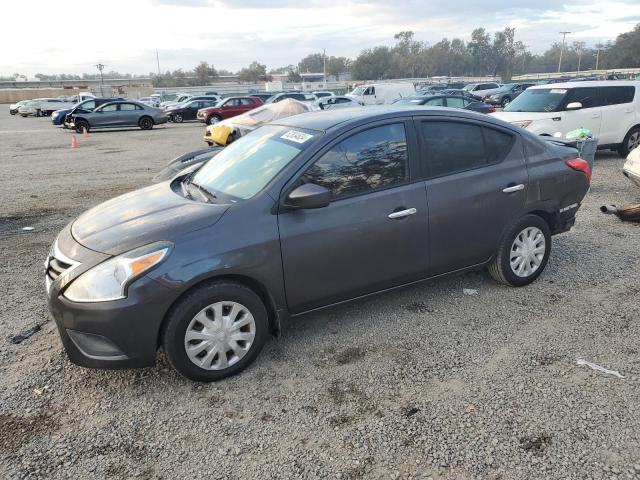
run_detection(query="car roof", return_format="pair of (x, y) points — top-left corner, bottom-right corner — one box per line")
(528, 80), (639, 89)
(274, 106), (515, 133)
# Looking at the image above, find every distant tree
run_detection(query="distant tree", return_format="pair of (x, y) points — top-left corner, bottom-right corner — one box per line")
(603, 23), (640, 68)
(194, 61), (218, 85)
(351, 46), (393, 80)
(237, 61), (269, 82)
(287, 69), (302, 82)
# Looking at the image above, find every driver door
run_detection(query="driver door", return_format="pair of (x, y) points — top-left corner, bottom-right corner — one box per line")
(278, 120), (429, 314)
(559, 87), (602, 138)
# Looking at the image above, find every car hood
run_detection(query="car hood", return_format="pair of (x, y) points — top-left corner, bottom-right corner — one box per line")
(71, 182), (229, 255)
(490, 111), (559, 122)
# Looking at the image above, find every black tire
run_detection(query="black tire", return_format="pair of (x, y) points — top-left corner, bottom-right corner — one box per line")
(173, 113), (183, 123)
(162, 281), (269, 382)
(139, 116), (154, 130)
(617, 126), (640, 158)
(488, 214), (551, 287)
(74, 120), (89, 134)
(207, 114), (221, 125)
(501, 96), (511, 108)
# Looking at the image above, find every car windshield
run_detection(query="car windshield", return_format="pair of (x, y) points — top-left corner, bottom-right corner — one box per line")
(190, 125), (319, 200)
(462, 84), (476, 91)
(504, 88), (567, 112)
(350, 86), (366, 96)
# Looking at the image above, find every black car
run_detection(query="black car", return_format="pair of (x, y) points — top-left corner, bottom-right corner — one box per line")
(166, 97), (220, 123)
(484, 83), (536, 107)
(46, 107), (590, 381)
(394, 95), (495, 113)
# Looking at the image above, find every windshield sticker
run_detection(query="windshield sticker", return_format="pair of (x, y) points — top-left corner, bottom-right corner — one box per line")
(550, 89), (567, 94)
(281, 130), (314, 144)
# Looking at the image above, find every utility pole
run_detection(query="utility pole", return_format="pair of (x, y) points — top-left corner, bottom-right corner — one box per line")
(577, 45), (583, 72)
(156, 50), (161, 76)
(323, 48), (326, 87)
(595, 43), (603, 70)
(557, 31), (571, 73)
(95, 62), (105, 84)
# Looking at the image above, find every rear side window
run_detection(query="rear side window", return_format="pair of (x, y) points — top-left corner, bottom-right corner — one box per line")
(302, 123), (408, 199)
(600, 86), (635, 105)
(424, 97), (445, 106)
(445, 97), (465, 108)
(120, 103), (137, 111)
(421, 121), (514, 177)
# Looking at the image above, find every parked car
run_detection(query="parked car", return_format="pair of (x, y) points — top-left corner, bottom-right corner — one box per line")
(623, 142), (640, 188)
(266, 92), (318, 103)
(160, 94), (195, 109)
(45, 107), (590, 382)
(463, 82), (502, 97)
(250, 93), (275, 103)
(19, 98), (76, 117)
(438, 89), (484, 102)
(166, 98), (221, 123)
(484, 83), (537, 107)
(52, 97), (124, 126)
(315, 95), (363, 110)
(203, 98), (312, 146)
(196, 96), (262, 125)
(312, 91), (334, 98)
(153, 147), (224, 183)
(139, 97), (161, 108)
(347, 83), (415, 105)
(9, 100), (29, 115)
(393, 95), (496, 113)
(492, 81), (640, 157)
(67, 101), (168, 133)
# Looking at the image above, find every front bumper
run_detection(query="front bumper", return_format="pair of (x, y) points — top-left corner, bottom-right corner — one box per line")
(623, 167), (640, 188)
(45, 228), (175, 369)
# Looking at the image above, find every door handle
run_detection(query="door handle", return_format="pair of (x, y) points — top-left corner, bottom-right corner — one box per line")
(388, 208), (417, 219)
(502, 184), (525, 193)
(591, 113), (600, 118)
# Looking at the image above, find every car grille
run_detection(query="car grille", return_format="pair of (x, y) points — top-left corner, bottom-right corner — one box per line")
(45, 241), (80, 295)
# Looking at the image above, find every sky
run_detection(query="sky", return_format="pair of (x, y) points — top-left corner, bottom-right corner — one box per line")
(2, 0), (639, 77)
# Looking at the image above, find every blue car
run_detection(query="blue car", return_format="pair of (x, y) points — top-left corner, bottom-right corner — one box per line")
(51, 97), (123, 126)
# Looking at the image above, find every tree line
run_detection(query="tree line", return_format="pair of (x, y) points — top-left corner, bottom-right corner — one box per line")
(4, 23), (639, 85)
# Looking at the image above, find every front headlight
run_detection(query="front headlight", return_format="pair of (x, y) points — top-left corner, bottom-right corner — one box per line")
(63, 242), (171, 303)
(510, 120), (532, 129)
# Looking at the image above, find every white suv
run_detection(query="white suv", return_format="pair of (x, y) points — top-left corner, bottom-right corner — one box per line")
(491, 81), (640, 157)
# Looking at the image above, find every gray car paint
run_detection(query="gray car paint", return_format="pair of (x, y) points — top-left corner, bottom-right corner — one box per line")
(47, 107), (590, 368)
(71, 101), (167, 129)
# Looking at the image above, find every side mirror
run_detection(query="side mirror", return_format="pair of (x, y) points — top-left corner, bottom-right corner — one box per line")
(566, 102), (582, 111)
(285, 183), (330, 209)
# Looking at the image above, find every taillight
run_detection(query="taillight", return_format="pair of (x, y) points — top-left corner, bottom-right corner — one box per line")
(565, 158), (591, 184)
(487, 105), (496, 113)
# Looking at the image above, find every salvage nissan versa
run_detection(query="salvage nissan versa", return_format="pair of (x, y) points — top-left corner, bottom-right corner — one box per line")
(45, 107), (591, 382)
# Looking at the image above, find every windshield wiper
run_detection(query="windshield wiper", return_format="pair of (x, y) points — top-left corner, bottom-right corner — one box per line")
(187, 180), (217, 203)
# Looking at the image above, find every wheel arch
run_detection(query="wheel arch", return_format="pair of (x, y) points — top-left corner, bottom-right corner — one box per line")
(139, 114), (154, 125)
(157, 273), (281, 350)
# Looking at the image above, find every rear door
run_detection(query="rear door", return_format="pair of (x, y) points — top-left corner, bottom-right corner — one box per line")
(417, 117), (526, 275)
(598, 86), (636, 145)
(278, 120), (429, 313)
(117, 102), (140, 126)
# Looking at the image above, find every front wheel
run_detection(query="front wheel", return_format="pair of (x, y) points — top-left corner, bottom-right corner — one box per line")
(173, 113), (183, 123)
(207, 114), (221, 125)
(162, 281), (269, 382)
(139, 116), (154, 130)
(74, 120), (89, 134)
(488, 215), (551, 287)
(618, 126), (640, 158)
(501, 97), (511, 108)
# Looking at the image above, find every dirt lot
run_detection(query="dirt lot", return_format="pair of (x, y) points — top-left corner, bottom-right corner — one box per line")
(0, 111), (639, 480)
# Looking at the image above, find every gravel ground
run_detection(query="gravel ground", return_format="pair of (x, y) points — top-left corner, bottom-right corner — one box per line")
(0, 111), (639, 480)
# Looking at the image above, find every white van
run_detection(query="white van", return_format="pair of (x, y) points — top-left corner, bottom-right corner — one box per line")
(492, 81), (640, 157)
(347, 83), (415, 105)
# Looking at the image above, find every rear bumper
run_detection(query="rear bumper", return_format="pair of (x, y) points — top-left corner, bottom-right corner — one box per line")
(623, 168), (640, 188)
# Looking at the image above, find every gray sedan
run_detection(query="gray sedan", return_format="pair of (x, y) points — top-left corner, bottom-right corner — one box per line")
(68, 101), (168, 133)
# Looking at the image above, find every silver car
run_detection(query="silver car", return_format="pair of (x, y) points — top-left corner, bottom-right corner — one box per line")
(68, 101), (168, 133)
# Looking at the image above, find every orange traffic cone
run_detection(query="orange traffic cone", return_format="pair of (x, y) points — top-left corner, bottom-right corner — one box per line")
(71, 135), (79, 148)
(82, 127), (89, 138)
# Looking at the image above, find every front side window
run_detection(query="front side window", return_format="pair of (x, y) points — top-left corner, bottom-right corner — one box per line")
(421, 121), (513, 177)
(99, 104), (118, 112)
(562, 87), (599, 109)
(191, 125), (318, 200)
(302, 123), (408, 200)
(425, 97), (445, 106)
(445, 97), (465, 108)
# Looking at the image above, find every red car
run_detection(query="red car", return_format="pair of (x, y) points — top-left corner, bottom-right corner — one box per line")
(196, 96), (263, 125)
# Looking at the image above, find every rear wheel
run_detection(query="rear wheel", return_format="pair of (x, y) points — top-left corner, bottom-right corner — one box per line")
(207, 114), (222, 125)
(74, 119), (89, 134)
(501, 96), (511, 108)
(139, 116), (154, 130)
(162, 281), (269, 382)
(489, 214), (551, 287)
(617, 126), (640, 158)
